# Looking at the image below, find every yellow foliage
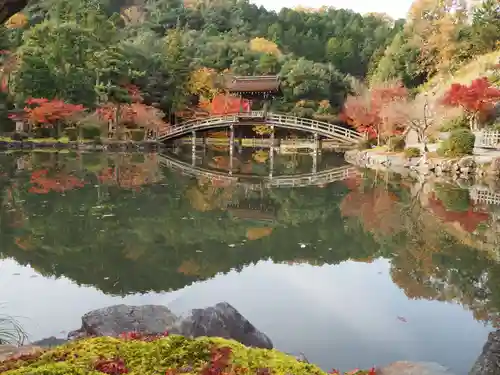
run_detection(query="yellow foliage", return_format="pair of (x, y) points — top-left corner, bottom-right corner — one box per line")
(246, 227), (273, 240)
(252, 124), (272, 135)
(5, 13), (27, 29)
(249, 38), (281, 57)
(318, 100), (330, 109)
(293, 6), (327, 13)
(121, 6), (145, 26)
(188, 67), (218, 100)
(252, 150), (269, 163)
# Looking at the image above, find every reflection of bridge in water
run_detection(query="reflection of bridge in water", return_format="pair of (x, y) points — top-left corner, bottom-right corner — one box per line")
(158, 153), (358, 189)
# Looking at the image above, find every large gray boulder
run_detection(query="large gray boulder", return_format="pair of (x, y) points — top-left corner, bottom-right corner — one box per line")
(68, 304), (178, 339)
(469, 329), (500, 375)
(170, 302), (273, 349)
(379, 361), (454, 375)
(67, 302), (273, 350)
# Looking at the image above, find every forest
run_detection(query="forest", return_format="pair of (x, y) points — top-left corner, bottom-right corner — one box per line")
(0, 0), (497, 141)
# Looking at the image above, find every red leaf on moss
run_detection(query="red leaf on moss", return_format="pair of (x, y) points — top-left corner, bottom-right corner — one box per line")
(94, 357), (129, 374)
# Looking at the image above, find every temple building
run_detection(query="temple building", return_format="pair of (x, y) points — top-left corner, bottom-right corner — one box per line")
(222, 75), (282, 117)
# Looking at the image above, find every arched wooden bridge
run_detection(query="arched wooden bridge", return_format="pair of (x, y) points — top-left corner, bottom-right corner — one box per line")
(158, 153), (358, 189)
(157, 112), (362, 145)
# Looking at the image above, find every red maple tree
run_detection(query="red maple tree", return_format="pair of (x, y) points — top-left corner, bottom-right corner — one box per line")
(441, 77), (500, 130)
(96, 85), (169, 137)
(341, 82), (408, 144)
(9, 98), (86, 135)
(200, 94), (251, 115)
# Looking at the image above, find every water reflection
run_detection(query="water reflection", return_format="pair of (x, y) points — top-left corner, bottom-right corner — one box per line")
(0, 150), (499, 373)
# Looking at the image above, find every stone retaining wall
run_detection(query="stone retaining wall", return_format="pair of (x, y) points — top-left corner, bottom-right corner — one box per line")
(345, 149), (500, 181)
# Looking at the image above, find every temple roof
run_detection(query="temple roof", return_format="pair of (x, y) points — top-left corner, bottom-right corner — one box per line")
(224, 75), (281, 94)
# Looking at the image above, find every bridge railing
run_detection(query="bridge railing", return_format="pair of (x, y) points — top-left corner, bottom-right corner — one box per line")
(157, 111), (362, 142)
(265, 113), (362, 141)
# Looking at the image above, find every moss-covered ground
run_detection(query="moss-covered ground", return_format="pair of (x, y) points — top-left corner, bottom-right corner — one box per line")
(0, 335), (374, 375)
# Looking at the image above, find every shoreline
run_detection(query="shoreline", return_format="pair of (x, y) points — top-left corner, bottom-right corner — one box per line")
(0, 139), (167, 152)
(345, 148), (500, 184)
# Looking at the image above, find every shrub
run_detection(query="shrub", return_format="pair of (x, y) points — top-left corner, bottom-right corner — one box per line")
(10, 132), (29, 141)
(130, 129), (145, 142)
(404, 147), (421, 158)
(387, 135), (405, 151)
(435, 183), (470, 212)
(440, 115), (469, 132)
(438, 129), (475, 157)
(65, 127), (78, 141)
(357, 138), (376, 150)
(81, 124), (101, 140)
(0, 336), (338, 375)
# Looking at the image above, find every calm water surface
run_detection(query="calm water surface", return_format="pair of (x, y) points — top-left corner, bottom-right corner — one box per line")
(0, 147), (499, 374)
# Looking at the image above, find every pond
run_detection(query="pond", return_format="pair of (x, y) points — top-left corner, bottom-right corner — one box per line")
(0, 147), (498, 374)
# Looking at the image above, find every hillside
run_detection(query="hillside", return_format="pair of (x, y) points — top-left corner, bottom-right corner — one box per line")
(421, 49), (500, 98)
(0, 0), (496, 141)
(0, 0), (404, 134)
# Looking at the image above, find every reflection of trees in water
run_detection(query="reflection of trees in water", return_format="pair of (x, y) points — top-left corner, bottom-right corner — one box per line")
(2, 153), (500, 328)
(340, 171), (500, 327)
(0, 152), (371, 296)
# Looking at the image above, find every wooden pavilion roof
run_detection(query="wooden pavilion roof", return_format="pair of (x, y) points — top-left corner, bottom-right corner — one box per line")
(224, 75), (281, 95)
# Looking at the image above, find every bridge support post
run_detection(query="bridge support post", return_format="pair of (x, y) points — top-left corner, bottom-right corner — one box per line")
(311, 133), (319, 174)
(229, 124), (234, 176)
(269, 125), (274, 178)
(312, 148), (317, 174)
(191, 130), (196, 166)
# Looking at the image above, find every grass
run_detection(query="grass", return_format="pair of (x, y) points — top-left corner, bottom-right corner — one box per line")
(0, 136), (71, 143)
(420, 49), (500, 98)
(0, 314), (27, 346)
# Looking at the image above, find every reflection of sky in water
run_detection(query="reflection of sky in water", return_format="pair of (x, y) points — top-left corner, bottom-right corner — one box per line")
(0, 258), (488, 374)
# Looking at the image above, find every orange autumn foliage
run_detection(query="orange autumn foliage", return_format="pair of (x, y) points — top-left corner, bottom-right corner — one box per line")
(341, 82), (408, 140)
(11, 98), (86, 127)
(200, 94), (250, 115)
(246, 227), (273, 240)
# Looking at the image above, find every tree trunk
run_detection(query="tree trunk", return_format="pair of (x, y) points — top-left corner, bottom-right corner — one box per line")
(469, 112), (477, 131)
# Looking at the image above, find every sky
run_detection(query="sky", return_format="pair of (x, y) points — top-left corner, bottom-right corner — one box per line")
(251, 0), (414, 19)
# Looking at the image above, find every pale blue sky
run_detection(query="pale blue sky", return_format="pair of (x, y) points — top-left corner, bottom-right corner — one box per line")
(251, 0), (414, 19)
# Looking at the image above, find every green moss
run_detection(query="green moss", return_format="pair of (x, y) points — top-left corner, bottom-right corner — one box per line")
(1, 336), (330, 375)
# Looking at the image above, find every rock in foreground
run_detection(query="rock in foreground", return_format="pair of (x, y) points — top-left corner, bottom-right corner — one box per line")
(68, 302), (273, 349)
(469, 329), (500, 375)
(69, 304), (177, 338)
(170, 302), (273, 349)
(0, 336), (329, 375)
